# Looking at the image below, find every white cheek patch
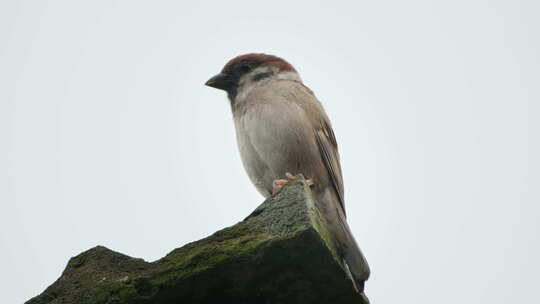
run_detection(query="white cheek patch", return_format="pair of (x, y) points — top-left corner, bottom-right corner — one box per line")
(238, 66), (274, 87)
(236, 82), (257, 103)
(236, 66), (274, 102)
(276, 71), (302, 82)
(235, 67), (301, 104)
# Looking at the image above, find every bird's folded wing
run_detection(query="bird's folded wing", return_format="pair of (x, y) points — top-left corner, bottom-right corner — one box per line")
(314, 121), (346, 216)
(286, 82), (346, 216)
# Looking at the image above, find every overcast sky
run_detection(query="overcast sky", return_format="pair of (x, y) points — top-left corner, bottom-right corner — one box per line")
(1, 1), (539, 303)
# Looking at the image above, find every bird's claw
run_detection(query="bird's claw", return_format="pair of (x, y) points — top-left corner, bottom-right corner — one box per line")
(273, 173), (314, 194)
(286, 172), (314, 187)
(272, 179), (288, 195)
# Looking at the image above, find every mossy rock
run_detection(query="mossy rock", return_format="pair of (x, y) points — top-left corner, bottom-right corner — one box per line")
(26, 176), (369, 304)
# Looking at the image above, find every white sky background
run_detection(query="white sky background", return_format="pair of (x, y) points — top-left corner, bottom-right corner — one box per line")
(1, 1), (539, 303)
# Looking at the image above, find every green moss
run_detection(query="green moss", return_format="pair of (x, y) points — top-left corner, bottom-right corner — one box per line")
(27, 175), (366, 304)
(150, 229), (271, 286)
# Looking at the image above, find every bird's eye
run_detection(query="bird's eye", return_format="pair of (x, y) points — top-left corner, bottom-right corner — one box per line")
(239, 64), (252, 73)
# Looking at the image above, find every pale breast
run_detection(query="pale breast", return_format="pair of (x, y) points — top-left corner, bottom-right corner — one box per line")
(234, 114), (274, 197)
(232, 80), (331, 197)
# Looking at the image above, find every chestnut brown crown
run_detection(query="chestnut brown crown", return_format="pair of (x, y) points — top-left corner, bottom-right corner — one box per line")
(222, 53), (296, 74)
(205, 53), (296, 91)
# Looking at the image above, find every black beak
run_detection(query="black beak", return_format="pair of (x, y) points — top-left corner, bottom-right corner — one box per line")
(205, 72), (234, 91)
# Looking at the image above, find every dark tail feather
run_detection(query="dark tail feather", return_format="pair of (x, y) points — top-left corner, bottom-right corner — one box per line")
(339, 213), (370, 291)
(316, 188), (370, 300)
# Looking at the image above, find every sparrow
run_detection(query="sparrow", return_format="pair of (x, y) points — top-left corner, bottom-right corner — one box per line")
(205, 53), (370, 296)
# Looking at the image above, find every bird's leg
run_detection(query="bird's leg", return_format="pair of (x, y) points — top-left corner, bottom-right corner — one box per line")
(272, 172), (294, 195)
(272, 172), (314, 194)
(272, 179), (288, 195)
(290, 172), (315, 187)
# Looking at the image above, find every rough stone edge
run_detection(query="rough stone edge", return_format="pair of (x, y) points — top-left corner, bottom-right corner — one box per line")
(25, 176), (367, 304)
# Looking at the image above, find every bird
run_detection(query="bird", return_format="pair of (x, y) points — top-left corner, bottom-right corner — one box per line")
(205, 53), (370, 297)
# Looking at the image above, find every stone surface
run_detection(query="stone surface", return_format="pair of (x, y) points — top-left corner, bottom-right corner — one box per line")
(26, 176), (369, 304)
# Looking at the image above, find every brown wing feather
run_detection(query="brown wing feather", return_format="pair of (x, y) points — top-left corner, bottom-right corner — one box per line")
(290, 82), (368, 288)
(285, 82), (346, 215)
(315, 120), (346, 216)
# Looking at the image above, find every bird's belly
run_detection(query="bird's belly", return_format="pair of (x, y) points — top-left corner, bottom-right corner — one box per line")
(235, 130), (275, 197)
(234, 122), (323, 198)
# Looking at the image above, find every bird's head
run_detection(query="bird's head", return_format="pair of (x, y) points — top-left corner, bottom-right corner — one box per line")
(205, 53), (300, 99)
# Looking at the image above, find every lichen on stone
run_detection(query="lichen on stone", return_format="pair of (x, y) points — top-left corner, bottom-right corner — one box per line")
(26, 175), (368, 304)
